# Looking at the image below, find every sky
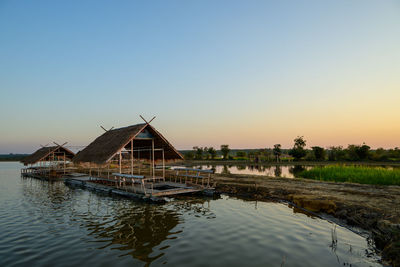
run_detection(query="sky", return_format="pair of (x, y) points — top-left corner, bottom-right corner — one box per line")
(0, 0), (399, 153)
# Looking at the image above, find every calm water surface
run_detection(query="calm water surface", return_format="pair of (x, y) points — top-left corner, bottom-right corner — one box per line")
(184, 164), (400, 178)
(177, 165), (312, 178)
(0, 162), (381, 266)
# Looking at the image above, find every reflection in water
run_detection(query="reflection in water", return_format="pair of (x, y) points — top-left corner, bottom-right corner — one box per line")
(87, 204), (180, 264)
(236, 165), (246, 170)
(221, 165), (231, 175)
(289, 165), (306, 176)
(189, 164), (314, 178)
(84, 198), (215, 265)
(0, 163), (381, 267)
(21, 177), (73, 211)
(274, 166), (282, 177)
(188, 164), (400, 178)
(20, 178), (215, 266)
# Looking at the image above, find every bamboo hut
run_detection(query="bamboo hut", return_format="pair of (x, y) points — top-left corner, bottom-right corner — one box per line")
(69, 122), (213, 197)
(21, 144), (75, 178)
(73, 122), (183, 174)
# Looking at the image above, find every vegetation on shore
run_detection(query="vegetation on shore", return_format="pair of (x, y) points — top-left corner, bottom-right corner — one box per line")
(298, 165), (400, 185)
(0, 154), (28, 162)
(183, 136), (400, 163)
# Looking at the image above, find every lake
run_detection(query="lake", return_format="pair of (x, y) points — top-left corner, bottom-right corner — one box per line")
(179, 164), (400, 178)
(0, 162), (381, 266)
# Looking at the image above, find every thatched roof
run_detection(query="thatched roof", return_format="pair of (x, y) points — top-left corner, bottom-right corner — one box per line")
(22, 145), (75, 165)
(73, 123), (183, 164)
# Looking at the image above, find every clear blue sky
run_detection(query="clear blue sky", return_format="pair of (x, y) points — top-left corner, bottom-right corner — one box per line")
(1, 0), (399, 153)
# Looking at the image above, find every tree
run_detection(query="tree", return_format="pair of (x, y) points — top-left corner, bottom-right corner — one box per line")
(346, 143), (370, 161)
(207, 147), (217, 159)
(184, 151), (194, 160)
(253, 150), (261, 163)
(220, 144), (230, 160)
(388, 148), (400, 161)
(236, 151), (247, 158)
(273, 144), (282, 162)
(371, 148), (388, 161)
(289, 136), (307, 161)
(328, 146), (346, 161)
(204, 147), (209, 159)
(346, 145), (360, 161)
(193, 146), (203, 160)
(247, 151), (255, 161)
(311, 146), (326, 161)
(357, 143), (370, 160)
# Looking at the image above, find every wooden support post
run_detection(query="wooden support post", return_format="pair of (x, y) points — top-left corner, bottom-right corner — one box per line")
(108, 162), (110, 179)
(119, 150), (122, 174)
(138, 150), (140, 175)
(152, 139), (155, 178)
(131, 140), (133, 175)
(149, 147), (151, 177)
(162, 148), (165, 181)
(63, 152), (66, 174)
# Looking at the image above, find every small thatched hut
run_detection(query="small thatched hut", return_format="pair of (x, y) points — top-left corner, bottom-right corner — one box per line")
(22, 145), (75, 166)
(73, 123), (183, 176)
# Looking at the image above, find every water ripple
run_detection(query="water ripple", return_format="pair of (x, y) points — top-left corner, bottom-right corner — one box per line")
(0, 162), (382, 267)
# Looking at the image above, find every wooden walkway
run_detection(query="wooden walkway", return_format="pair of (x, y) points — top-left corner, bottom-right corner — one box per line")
(64, 176), (213, 202)
(21, 167), (216, 202)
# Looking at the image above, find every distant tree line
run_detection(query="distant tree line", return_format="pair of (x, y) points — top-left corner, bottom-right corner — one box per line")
(0, 154), (28, 161)
(182, 137), (400, 162)
(185, 145), (229, 160)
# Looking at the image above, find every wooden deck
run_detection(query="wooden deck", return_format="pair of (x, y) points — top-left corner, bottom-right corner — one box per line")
(151, 182), (203, 196)
(21, 167), (217, 202)
(63, 176), (214, 202)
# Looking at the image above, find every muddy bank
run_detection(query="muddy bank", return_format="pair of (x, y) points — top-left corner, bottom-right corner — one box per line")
(214, 174), (400, 266)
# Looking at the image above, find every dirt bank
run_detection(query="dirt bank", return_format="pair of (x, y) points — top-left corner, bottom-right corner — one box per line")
(214, 174), (400, 266)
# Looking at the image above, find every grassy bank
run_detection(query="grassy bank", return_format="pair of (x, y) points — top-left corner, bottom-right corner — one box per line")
(298, 165), (400, 185)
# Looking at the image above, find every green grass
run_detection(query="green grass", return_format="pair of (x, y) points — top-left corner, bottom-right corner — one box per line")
(298, 165), (400, 185)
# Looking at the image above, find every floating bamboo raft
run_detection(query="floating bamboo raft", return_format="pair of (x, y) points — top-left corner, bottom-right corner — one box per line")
(20, 119), (217, 202)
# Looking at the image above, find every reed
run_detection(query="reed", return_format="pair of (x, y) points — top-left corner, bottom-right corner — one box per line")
(298, 165), (400, 185)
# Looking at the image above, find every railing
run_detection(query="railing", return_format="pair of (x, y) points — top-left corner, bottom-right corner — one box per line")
(90, 173), (166, 195)
(173, 168), (214, 188)
(21, 166), (74, 178)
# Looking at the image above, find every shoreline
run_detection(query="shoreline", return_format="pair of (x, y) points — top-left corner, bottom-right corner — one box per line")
(213, 173), (400, 266)
(177, 160), (400, 167)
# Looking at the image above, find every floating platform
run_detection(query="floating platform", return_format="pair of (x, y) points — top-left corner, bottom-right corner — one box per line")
(64, 176), (215, 203)
(21, 169), (64, 181)
(21, 165), (217, 203)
